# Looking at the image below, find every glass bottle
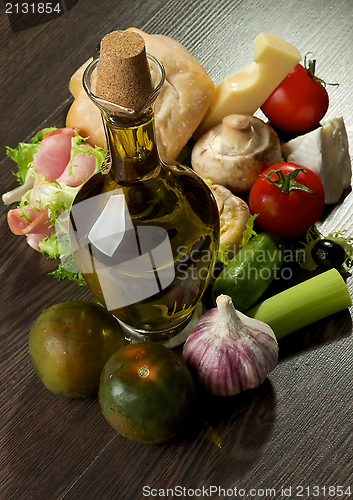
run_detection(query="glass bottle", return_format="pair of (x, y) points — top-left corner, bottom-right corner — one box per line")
(69, 53), (219, 342)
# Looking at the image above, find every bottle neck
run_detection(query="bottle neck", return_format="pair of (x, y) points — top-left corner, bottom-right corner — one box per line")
(82, 53), (166, 184)
(104, 108), (160, 183)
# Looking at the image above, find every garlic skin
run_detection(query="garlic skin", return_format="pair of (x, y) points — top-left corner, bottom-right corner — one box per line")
(183, 294), (278, 397)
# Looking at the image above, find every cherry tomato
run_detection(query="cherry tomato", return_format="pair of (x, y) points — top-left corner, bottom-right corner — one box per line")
(249, 162), (325, 238)
(261, 63), (329, 133)
(29, 301), (127, 398)
(98, 342), (195, 443)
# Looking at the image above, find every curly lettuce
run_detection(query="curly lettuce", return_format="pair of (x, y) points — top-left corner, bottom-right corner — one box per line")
(6, 127), (56, 184)
(4, 128), (107, 283)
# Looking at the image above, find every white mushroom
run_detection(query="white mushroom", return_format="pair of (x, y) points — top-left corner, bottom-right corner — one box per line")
(210, 184), (250, 259)
(191, 114), (282, 193)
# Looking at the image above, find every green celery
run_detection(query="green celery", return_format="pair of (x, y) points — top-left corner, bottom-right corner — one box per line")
(247, 268), (352, 339)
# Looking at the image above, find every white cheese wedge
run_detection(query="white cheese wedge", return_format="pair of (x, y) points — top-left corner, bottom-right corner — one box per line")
(194, 33), (301, 140)
(282, 117), (351, 204)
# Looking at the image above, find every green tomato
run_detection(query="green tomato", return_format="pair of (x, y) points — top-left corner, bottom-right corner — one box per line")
(99, 342), (195, 443)
(28, 301), (126, 398)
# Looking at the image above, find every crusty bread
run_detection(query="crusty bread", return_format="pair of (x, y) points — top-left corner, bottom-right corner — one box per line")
(66, 29), (214, 160)
(68, 58), (90, 99)
(66, 57), (106, 148)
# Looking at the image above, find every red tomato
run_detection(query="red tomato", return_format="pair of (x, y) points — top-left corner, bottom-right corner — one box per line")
(261, 63), (329, 133)
(249, 163), (325, 238)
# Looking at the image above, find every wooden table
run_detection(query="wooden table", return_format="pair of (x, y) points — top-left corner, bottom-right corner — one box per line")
(1, 0), (353, 498)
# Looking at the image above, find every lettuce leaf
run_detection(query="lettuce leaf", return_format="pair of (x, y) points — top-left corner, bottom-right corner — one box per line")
(241, 213), (258, 247)
(217, 245), (230, 265)
(4, 128), (106, 284)
(49, 263), (87, 286)
(298, 226), (321, 270)
(67, 131), (106, 177)
(6, 127), (57, 184)
(176, 139), (194, 168)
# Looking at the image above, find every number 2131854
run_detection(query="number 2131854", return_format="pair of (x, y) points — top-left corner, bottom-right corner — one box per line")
(294, 485), (351, 497)
(5, 3), (62, 14)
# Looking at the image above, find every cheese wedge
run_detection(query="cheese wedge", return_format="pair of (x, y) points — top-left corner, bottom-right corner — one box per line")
(194, 33), (301, 139)
(282, 117), (352, 204)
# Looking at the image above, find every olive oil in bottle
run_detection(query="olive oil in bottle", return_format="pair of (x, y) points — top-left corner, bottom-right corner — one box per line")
(69, 31), (219, 341)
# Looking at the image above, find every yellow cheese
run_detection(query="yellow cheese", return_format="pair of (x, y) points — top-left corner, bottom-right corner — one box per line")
(194, 33), (301, 139)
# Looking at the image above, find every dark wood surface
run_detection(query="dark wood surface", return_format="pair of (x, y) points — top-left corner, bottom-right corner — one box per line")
(1, 1), (353, 499)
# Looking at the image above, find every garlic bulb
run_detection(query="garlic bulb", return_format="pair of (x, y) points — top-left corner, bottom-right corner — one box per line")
(183, 294), (278, 397)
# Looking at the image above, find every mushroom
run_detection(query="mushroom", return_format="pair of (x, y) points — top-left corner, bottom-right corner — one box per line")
(191, 114), (282, 193)
(210, 184), (250, 260)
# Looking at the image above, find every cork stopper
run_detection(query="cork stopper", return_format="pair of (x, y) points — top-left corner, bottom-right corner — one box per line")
(96, 30), (154, 110)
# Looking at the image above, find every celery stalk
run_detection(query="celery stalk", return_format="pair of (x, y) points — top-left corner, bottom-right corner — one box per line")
(247, 268), (352, 339)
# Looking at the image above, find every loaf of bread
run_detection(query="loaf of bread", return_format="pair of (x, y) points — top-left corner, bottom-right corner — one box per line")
(66, 58), (104, 148)
(66, 29), (215, 160)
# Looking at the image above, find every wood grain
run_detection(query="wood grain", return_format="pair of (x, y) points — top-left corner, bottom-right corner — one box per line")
(1, 0), (353, 499)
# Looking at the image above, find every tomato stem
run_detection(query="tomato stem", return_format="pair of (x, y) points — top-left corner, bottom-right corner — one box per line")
(138, 365), (150, 378)
(263, 168), (315, 195)
(304, 52), (339, 88)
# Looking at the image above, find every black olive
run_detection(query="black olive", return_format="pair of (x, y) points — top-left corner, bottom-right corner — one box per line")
(311, 239), (346, 269)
